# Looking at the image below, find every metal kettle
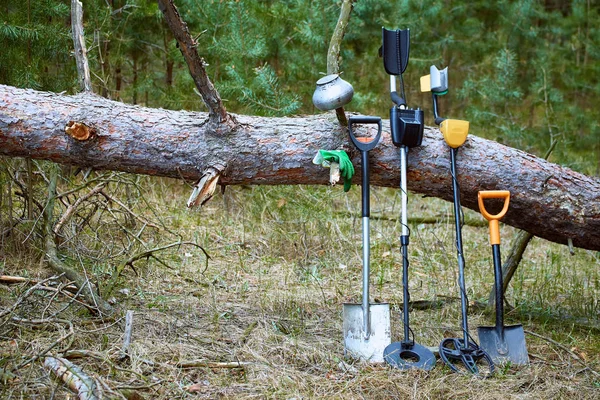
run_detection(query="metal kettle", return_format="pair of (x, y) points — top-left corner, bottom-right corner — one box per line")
(312, 74), (354, 111)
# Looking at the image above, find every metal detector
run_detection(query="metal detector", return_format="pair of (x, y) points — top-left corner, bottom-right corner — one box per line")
(380, 28), (436, 371)
(344, 116), (391, 363)
(421, 66), (494, 376)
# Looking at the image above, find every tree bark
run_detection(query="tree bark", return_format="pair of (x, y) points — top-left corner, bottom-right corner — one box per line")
(70, 0), (92, 93)
(327, 0), (354, 75)
(326, 0), (354, 127)
(0, 84), (599, 251)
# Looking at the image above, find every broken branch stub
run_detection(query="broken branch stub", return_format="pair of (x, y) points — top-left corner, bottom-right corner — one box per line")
(187, 166), (222, 208)
(65, 121), (96, 141)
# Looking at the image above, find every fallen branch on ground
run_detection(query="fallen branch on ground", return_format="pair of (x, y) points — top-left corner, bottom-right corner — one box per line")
(44, 356), (99, 400)
(0, 275), (78, 293)
(334, 211), (488, 227)
(62, 349), (149, 381)
(175, 360), (253, 369)
(0, 274), (65, 319)
(119, 310), (134, 360)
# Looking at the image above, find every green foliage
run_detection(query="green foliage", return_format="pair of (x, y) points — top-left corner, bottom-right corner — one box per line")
(0, 0), (597, 172)
(223, 63), (301, 116)
(0, 1), (74, 91)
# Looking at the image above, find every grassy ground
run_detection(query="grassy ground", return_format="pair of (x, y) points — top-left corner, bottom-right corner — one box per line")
(1, 176), (599, 399)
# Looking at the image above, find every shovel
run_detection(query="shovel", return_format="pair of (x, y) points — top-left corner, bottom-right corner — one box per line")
(477, 190), (528, 365)
(343, 116), (391, 363)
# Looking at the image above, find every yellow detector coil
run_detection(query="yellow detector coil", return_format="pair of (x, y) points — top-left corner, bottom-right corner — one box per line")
(440, 119), (469, 148)
(420, 75), (431, 92)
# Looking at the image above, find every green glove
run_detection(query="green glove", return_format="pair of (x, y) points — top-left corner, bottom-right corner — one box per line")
(315, 150), (355, 192)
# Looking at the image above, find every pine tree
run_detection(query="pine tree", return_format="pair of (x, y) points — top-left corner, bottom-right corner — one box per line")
(0, 0), (75, 91)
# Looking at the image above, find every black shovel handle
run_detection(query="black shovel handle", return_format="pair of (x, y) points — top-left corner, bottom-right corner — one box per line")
(492, 244), (504, 330)
(348, 116), (382, 217)
(348, 116), (382, 152)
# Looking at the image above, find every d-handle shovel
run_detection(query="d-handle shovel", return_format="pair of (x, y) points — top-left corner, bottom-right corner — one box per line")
(477, 191), (528, 365)
(343, 116), (391, 363)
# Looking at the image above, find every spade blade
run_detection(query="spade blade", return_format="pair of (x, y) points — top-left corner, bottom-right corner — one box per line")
(477, 324), (528, 365)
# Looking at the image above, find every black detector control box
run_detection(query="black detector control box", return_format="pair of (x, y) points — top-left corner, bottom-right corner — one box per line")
(390, 107), (424, 148)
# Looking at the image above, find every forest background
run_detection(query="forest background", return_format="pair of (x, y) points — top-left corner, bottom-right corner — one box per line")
(2, 0), (598, 173)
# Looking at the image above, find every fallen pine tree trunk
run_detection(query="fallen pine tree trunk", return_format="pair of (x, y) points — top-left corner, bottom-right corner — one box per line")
(0, 84), (598, 251)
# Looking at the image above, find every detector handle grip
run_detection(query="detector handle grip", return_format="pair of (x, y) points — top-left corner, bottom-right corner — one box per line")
(390, 92), (406, 106)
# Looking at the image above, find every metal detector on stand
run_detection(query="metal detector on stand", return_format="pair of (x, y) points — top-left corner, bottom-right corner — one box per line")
(380, 28), (436, 371)
(421, 66), (494, 376)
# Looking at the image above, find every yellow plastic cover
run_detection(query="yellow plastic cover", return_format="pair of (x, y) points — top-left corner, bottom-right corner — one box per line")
(420, 75), (431, 92)
(440, 119), (469, 148)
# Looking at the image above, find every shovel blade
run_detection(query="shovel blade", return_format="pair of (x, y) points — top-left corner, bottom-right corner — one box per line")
(477, 324), (528, 365)
(343, 303), (390, 363)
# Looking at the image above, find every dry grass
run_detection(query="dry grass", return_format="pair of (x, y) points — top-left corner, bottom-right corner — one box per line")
(1, 177), (599, 399)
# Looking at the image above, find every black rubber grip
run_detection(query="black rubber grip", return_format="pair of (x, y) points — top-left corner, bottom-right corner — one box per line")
(361, 151), (370, 217)
(348, 116), (382, 152)
(390, 92), (406, 106)
(349, 116), (381, 124)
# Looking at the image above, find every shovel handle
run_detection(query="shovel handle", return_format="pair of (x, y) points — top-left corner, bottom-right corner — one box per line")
(348, 116), (382, 152)
(478, 190), (510, 245)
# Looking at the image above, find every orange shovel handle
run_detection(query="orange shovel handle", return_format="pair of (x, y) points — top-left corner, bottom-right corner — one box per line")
(478, 190), (510, 245)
